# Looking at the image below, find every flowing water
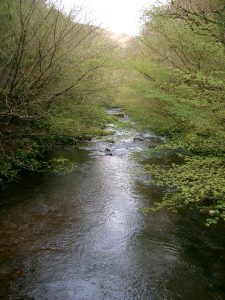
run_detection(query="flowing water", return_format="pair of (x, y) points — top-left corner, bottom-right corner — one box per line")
(0, 109), (225, 299)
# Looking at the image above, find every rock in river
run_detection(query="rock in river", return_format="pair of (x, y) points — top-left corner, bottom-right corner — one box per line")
(133, 136), (144, 142)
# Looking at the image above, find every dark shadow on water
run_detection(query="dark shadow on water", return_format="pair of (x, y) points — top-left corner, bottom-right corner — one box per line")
(134, 152), (225, 300)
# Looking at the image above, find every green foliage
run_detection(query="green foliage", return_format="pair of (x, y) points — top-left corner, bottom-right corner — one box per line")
(50, 103), (111, 137)
(0, 161), (18, 185)
(0, 0), (115, 182)
(146, 156), (225, 225)
(115, 0), (225, 225)
(47, 158), (76, 174)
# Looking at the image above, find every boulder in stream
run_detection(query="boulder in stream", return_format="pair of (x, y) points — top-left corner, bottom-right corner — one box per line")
(105, 139), (115, 144)
(105, 148), (113, 156)
(133, 136), (144, 142)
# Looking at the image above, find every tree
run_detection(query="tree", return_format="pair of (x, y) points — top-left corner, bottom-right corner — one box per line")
(129, 0), (225, 225)
(0, 0), (112, 181)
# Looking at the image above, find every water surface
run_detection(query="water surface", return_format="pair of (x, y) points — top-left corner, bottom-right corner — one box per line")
(0, 110), (225, 299)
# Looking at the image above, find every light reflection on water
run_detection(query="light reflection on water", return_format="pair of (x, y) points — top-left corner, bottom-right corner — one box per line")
(0, 115), (225, 299)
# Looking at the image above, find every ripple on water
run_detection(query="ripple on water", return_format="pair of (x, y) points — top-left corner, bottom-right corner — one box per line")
(0, 110), (225, 300)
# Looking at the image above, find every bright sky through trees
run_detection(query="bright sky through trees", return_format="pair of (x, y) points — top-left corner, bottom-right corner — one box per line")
(61, 0), (157, 35)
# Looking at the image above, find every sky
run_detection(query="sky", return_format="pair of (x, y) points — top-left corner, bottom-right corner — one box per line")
(60, 0), (157, 36)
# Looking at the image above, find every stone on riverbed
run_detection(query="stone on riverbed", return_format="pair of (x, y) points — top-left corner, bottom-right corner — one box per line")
(133, 136), (144, 142)
(105, 139), (115, 144)
(105, 148), (113, 156)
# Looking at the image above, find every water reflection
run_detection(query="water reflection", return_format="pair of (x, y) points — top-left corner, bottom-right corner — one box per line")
(0, 115), (225, 299)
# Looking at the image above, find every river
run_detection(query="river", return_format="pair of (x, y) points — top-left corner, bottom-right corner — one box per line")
(0, 109), (225, 299)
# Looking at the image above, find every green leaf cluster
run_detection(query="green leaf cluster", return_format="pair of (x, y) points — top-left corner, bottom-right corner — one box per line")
(117, 0), (225, 225)
(146, 156), (225, 224)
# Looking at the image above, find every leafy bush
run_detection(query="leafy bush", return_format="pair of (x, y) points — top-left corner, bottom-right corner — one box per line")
(117, 0), (225, 225)
(146, 156), (225, 225)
